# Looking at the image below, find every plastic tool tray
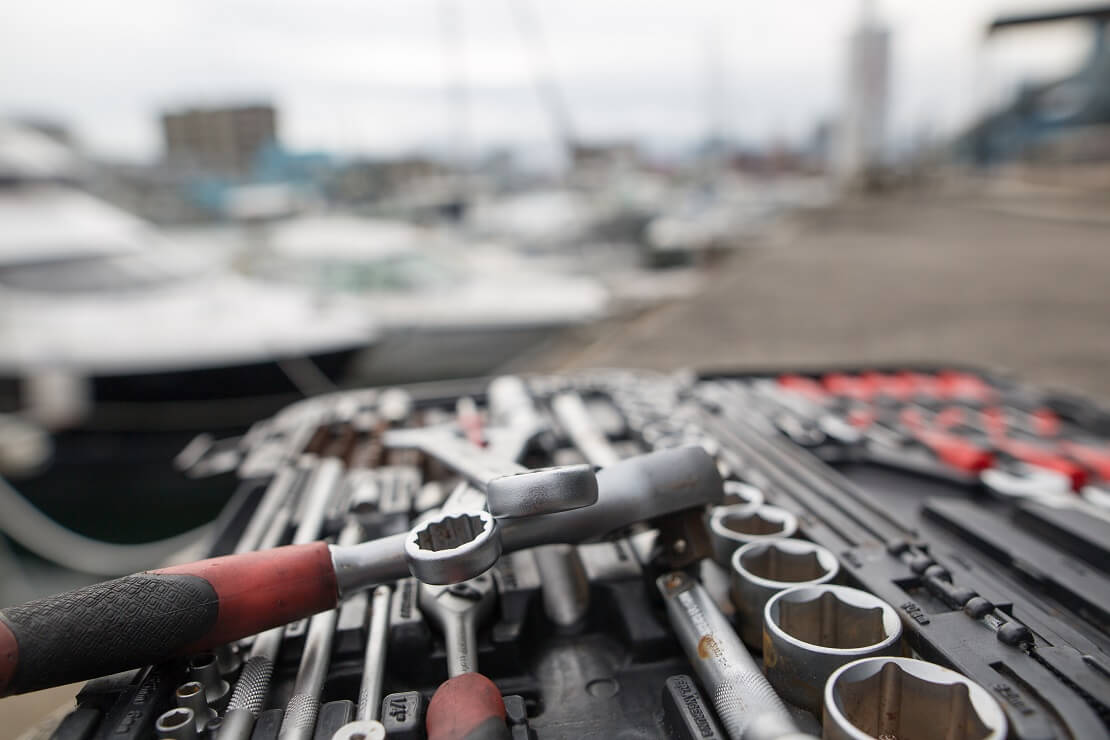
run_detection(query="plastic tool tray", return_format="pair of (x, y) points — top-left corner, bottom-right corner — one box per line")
(48, 367), (1110, 739)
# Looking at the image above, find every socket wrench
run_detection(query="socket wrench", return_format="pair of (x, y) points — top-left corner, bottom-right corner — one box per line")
(730, 539), (840, 647)
(762, 585), (902, 714)
(823, 657), (1007, 740)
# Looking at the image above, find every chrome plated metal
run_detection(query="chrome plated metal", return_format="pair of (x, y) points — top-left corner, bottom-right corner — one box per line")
(418, 573), (497, 677)
(333, 446), (725, 594)
(823, 657), (1007, 740)
(656, 571), (809, 740)
(730, 539), (839, 647)
(763, 585), (902, 714)
(278, 522), (364, 740)
(708, 504), (797, 567)
(175, 682), (215, 731)
(156, 708), (199, 740)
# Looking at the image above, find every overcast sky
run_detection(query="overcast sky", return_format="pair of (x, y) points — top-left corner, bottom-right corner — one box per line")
(0, 0), (1093, 162)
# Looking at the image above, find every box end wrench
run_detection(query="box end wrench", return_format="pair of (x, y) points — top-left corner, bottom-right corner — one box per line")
(0, 447), (721, 696)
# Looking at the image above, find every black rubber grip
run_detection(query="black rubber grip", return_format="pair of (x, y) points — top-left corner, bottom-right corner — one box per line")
(0, 573), (217, 695)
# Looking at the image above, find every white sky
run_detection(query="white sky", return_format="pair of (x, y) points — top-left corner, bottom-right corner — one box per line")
(0, 0), (1095, 161)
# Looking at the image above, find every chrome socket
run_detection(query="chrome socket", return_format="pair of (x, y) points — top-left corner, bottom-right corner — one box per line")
(823, 657), (1008, 740)
(763, 585), (902, 714)
(331, 720), (386, 740)
(709, 504), (798, 567)
(155, 708), (198, 740)
(174, 681), (216, 731)
(188, 652), (230, 710)
(730, 538), (839, 647)
(722, 480), (765, 509)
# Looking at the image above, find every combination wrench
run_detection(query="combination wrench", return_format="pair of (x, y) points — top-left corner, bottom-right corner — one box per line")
(419, 575), (497, 678)
(0, 446), (723, 696)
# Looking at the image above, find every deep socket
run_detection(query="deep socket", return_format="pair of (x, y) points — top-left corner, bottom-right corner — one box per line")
(823, 657), (1007, 740)
(709, 504), (798, 567)
(762, 585), (902, 714)
(730, 539), (839, 647)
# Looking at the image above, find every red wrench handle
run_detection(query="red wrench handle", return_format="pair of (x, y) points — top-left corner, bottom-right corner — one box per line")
(0, 542), (337, 696)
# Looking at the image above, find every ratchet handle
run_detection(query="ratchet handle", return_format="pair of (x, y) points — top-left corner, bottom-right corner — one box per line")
(0, 542), (338, 696)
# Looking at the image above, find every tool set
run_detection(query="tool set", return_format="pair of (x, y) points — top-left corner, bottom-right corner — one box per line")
(5, 367), (1108, 739)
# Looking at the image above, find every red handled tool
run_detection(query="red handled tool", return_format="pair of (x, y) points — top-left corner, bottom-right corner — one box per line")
(426, 673), (511, 740)
(0, 543), (339, 697)
(0, 446), (724, 698)
(997, 439), (1089, 490)
(913, 429), (995, 474)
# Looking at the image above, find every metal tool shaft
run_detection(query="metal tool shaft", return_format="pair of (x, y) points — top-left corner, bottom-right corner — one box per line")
(657, 572), (803, 740)
(279, 521), (364, 740)
(221, 459), (343, 740)
(357, 586), (392, 722)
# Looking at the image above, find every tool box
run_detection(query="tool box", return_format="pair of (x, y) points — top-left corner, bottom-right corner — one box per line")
(31, 367), (1110, 739)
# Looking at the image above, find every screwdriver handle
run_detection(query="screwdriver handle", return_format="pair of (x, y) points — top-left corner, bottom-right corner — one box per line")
(0, 542), (338, 696)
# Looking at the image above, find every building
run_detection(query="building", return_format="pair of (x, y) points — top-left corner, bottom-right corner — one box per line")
(161, 104), (277, 175)
(836, 2), (890, 183)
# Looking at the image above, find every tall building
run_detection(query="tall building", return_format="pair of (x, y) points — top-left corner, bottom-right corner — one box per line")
(161, 104), (277, 175)
(836, 2), (890, 182)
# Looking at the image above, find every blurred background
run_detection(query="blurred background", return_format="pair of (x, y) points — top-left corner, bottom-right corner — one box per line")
(1, 0), (1110, 730)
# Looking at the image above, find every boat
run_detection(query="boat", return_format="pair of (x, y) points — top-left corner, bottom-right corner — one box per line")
(0, 124), (380, 537)
(246, 214), (609, 384)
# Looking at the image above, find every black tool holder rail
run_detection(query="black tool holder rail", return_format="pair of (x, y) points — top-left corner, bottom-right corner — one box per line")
(688, 379), (1110, 739)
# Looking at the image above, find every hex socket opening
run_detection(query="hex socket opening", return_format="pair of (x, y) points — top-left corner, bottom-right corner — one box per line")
(175, 682), (203, 699)
(825, 658), (1007, 740)
(188, 653), (216, 670)
(156, 708), (194, 731)
(767, 586), (900, 651)
(722, 480), (763, 508)
(415, 513), (486, 552)
(719, 507), (791, 537)
(735, 540), (838, 585)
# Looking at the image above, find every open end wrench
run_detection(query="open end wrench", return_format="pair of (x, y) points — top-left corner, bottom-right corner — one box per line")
(0, 446), (722, 696)
(419, 575), (497, 678)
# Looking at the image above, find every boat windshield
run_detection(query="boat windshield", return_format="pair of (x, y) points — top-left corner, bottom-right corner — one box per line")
(0, 248), (213, 293)
(263, 251), (461, 293)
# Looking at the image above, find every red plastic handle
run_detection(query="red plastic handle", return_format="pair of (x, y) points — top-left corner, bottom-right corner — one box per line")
(916, 430), (994, 473)
(1001, 440), (1088, 490)
(0, 542), (337, 696)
